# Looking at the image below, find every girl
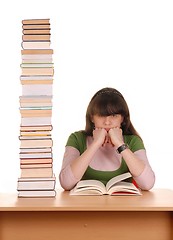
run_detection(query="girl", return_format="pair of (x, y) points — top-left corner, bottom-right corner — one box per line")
(59, 87), (155, 191)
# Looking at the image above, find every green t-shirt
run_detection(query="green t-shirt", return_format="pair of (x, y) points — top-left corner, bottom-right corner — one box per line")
(66, 131), (145, 185)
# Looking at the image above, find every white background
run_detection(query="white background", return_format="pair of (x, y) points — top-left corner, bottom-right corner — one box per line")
(0, 0), (173, 192)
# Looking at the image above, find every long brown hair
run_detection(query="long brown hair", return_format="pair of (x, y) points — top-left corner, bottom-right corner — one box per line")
(84, 87), (140, 137)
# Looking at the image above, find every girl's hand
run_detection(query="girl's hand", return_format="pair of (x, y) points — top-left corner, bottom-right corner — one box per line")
(108, 127), (124, 147)
(92, 128), (107, 147)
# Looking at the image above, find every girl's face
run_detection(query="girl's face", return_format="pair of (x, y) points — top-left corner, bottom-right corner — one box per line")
(92, 114), (123, 132)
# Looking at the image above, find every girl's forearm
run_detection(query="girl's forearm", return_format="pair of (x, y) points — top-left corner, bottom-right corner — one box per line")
(120, 148), (145, 177)
(70, 142), (100, 180)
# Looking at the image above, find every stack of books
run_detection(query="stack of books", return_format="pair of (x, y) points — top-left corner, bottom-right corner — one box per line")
(17, 18), (56, 197)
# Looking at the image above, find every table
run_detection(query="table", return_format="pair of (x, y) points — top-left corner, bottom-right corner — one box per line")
(0, 188), (173, 240)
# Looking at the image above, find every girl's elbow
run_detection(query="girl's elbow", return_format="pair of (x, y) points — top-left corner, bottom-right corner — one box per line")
(140, 176), (156, 191)
(59, 173), (76, 191)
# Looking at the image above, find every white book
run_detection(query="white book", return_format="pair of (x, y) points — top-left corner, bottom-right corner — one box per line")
(20, 106), (52, 110)
(19, 152), (52, 158)
(20, 75), (53, 80)
(22, 84), (52, 96)
(19, 147), (52, 153)
(20, 102), (52, 107)
(22, 41), (51, 49)
(17, 176), (56, 190)
(19, 136), (52, 140)
(21, 54), (53, 60)
(21, 117), (52, 126)
(18, 190), (56, 197)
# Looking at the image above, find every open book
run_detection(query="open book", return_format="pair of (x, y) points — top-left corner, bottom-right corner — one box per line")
(70, 172), (142, 196)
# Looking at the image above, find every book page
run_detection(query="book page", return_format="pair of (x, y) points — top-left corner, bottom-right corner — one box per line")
(106, 172), (132, 191)
(70, 188), (104, 195)
(107, 182), (142, 195)
(71, 179), (106, 195)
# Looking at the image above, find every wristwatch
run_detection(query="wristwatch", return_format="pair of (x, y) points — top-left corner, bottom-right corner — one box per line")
(117, 144), (129, 154)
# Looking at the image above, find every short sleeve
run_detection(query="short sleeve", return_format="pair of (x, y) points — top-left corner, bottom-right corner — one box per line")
(124, 135), (145, 152)
(66, 131), (87, 154)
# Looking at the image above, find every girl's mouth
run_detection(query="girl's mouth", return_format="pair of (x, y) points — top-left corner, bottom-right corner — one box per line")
(105, 128), (110, 132)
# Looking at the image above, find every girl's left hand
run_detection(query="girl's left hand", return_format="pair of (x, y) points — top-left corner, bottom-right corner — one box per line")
(108, 128), (124, 147)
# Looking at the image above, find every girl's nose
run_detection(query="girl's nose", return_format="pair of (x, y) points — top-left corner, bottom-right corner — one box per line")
(104, 116), (111, 125)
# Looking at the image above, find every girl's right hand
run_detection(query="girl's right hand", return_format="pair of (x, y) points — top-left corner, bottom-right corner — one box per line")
(92, 128), (107, 147)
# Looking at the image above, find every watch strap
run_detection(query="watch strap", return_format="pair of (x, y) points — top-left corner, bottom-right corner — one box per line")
(117, 144), (129, 154)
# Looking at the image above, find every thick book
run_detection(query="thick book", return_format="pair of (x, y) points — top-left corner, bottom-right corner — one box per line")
(17, 176), (56, 190)
(20, 130), (51, 137)
(20, 109), (52, 117)
(21, 84), (53, 96)
(22, 35), (50, 41)
(20, 151), (52, 159)
(70, 172), (142, 196)
(20, 158), (53, 164)
(21, 117), (52, 126)
(21, 67), (54, 76)
(20, 163), (52, 169)
(22, 41), (51, 50)
(22, 56), (53, 62)
(21, 49), (53, 55)
(18, 190), (56, 198)
(20, 101), (52, 107)
(20, 167), (53, 178)
(20, 139), (53, 148)
(23, 29), (51, 34)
